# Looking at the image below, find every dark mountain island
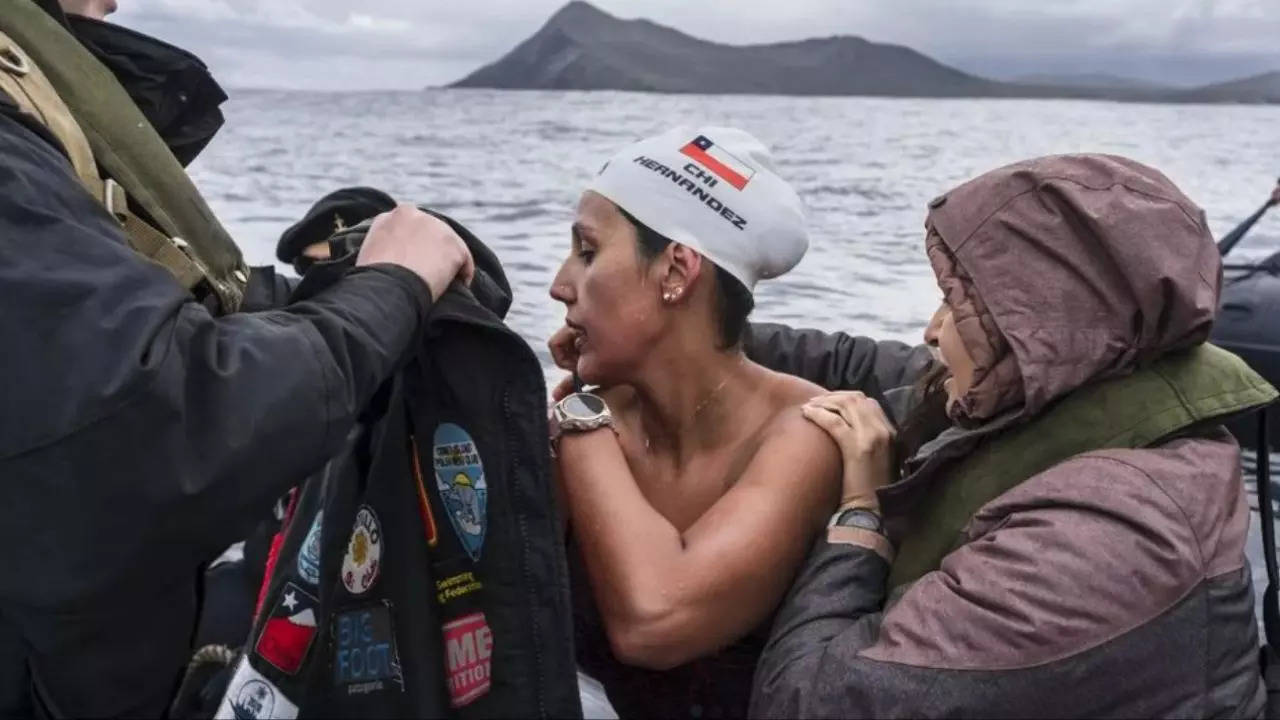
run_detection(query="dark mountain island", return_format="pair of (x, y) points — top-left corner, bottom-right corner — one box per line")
(450, 1), (1279, 104)
(1177, 71), (1280, 104)
(452, 1), (1000, 97)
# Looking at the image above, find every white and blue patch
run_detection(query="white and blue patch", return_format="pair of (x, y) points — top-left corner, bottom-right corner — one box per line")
(432, 423), (488, 562)
(214, 657), (299, 720)
(297, 510), (323, 586)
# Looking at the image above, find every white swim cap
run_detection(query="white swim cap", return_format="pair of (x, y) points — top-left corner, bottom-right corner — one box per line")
(587, 126), (808, 292)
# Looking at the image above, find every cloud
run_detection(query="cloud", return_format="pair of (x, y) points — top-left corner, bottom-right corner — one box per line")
(110, 0), (1280, 90)
(347, 13), (414, 34)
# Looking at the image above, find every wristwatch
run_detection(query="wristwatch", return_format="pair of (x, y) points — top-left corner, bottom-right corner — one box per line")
(549, 392), (614, 455)
(828, 506), (884, 534)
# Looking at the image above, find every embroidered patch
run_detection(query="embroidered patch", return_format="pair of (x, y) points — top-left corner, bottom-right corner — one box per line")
(296, 510), (323, 586)
(443, 612), (493, 707)
(410, 435), (439, 548)
(432, 424), (488, 561)
(215, 657), (299, 720)
(333, 601), (405, 695)
(436, 570), (484, 606)
(342, 506), (383, 595)
(254, 582), (319, 675)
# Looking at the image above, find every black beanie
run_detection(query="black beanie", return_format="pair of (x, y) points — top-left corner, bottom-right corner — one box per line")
(276, 187), (397, 264)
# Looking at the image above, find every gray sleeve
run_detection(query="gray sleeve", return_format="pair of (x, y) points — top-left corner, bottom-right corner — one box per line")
(745, 323), (933, 395)
(750, 540), (889, 719)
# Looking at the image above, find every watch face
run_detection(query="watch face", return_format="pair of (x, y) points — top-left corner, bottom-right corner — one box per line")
(841, 509), (881, 532)
(563, 393), (606, 419)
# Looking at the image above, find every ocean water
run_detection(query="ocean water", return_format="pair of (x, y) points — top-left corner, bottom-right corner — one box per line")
(190, 89), (1280, 361)
(190, 89), (1280, 613)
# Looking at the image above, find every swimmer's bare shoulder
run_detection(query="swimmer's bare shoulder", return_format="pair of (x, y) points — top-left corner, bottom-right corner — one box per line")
(746, 366), (842, 501)
(766, 367), (829, 407)
(754, 364), (831, 431)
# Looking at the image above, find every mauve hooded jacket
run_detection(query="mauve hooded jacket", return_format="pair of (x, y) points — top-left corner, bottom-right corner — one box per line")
(750, 154), (1267, 718)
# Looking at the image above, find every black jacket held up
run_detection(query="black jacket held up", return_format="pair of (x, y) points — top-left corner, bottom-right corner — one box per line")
(214, 222), (580, 719)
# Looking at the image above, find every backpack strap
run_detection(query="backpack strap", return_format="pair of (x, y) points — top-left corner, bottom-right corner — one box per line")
(0, 28), (213, 295)
(0, 30), (97, 189)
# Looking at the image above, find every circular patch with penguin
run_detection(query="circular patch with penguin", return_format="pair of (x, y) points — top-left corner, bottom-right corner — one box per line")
(432, 423), (488, 562)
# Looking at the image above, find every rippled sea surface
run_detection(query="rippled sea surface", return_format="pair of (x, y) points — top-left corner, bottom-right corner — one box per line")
(191, 89), (1280, 363)
(191, 89), (1280, 612)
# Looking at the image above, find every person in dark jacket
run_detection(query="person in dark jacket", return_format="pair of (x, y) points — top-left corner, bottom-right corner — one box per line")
(751, 154), (1274, 719)
(0, 3), (475, 716)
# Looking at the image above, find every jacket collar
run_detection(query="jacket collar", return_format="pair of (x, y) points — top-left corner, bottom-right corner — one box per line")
(37, 0), (226, 165)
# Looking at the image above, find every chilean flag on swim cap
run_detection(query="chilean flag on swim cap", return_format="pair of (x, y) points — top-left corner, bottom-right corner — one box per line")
(680, 135), (756, 190)
(587, 125), (808, 293)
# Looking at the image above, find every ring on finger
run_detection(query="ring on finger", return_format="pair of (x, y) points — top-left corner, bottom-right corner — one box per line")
(813, 403), (853, 426)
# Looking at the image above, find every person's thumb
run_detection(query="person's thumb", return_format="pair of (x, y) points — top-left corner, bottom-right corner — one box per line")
(457, 240), (476, 287)
(552, 375), (575, 402)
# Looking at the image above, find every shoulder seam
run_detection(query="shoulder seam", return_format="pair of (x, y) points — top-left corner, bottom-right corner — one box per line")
(1060, 452), (1209, 574)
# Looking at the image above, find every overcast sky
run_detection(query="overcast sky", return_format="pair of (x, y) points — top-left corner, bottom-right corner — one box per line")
(112, 0), (1280, 91)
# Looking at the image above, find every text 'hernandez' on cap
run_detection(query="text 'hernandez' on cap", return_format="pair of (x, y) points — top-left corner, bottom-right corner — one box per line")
(587, 126), (809, 292)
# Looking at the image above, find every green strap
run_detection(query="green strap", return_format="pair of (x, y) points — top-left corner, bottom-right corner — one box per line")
(887, 344), (1278, 591)
(120, 205), (208, 289)
(0, 0), (246, 312)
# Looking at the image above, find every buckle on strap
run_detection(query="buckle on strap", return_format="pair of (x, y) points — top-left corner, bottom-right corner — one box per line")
(102, 177), (208, 291)
(103, 178), (128, 222)
(0, 43), (30, 77)
(97, 178), (246, 311)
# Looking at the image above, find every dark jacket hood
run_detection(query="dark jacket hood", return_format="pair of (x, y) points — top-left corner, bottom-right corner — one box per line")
(925, 154), (1221, 425)
(37, 0), (227, 166)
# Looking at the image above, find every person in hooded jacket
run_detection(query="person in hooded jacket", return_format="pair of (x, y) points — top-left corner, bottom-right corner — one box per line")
(751, 154), (1276, 719)
(0, 1), (475, 716)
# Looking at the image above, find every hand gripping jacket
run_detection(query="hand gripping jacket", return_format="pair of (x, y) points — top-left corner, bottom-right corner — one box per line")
(214, 213), (582, 719)
(0, 0), (248, 311)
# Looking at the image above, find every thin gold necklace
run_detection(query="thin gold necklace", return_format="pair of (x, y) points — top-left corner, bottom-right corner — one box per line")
(691, 374), (733, 419)
(645, 359), (743, 451)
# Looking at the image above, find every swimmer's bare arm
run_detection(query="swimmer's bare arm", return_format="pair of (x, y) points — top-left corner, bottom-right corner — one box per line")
(557, 409), (841, 670)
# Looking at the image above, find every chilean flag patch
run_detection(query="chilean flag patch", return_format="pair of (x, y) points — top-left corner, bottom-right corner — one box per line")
(679, 135), (756, 190)
(255, 582), (319, 675)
